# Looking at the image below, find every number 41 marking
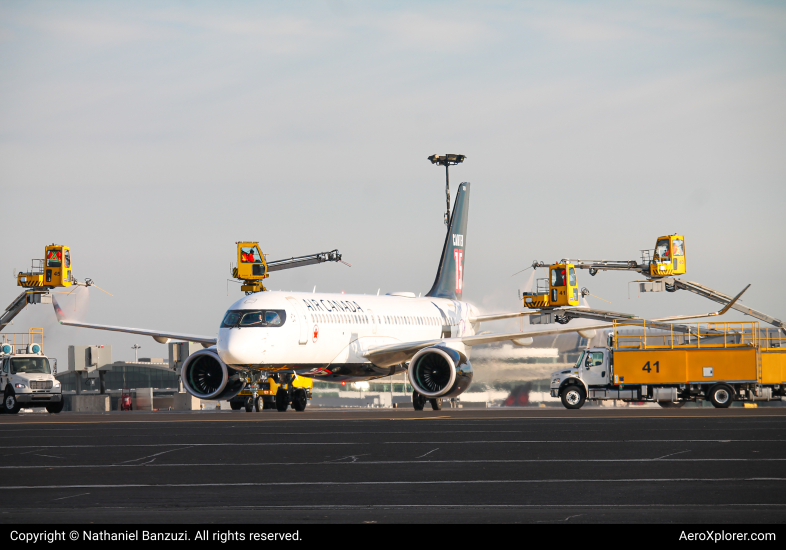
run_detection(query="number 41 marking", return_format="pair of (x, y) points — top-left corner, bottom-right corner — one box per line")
(642, 361), (660, 373)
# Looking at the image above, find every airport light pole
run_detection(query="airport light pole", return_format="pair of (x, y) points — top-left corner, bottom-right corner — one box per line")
(428, 154), (466, 229)
(131, 344), (141, 362)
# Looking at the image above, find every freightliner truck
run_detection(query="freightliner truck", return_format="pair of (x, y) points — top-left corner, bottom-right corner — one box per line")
(0, 331), (63, 414)
(551, 321), (786, 409)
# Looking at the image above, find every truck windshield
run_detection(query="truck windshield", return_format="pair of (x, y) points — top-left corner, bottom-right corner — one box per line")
(575, 351), (585, 368)
(11, 357), (51, 374)
(221, 310), (286, 328)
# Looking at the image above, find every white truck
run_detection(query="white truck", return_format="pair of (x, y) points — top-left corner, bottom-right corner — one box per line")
(0, 342), (63, 414)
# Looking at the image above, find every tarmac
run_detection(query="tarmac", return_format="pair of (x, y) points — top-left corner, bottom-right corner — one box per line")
(1, 407), (785, 524)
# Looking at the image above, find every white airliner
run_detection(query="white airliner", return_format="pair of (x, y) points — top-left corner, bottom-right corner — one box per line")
(53, 182), (727, 411)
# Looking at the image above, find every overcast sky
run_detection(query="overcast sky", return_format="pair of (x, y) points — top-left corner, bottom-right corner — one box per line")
(1, 1), (784, 364)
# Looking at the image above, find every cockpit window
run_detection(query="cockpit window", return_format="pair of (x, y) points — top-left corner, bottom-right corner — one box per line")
(11, 357), (51, 374)
(221, 309), (286, 328)
(240, 246), (263, 263)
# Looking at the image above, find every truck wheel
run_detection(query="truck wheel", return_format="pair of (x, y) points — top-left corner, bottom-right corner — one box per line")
(4, 393), (20, 415)
(709, 385), (734, 408)
(430, 398), (443, 411)
(244, 397), (254, 412)
(254, 396), (262, 412)
(560, 385), (586, 410)
(292, 389), (307, 412)
(412, 391), (426, 411)
(46, 401), (64, 414)
(230, 401), (243, 411)
(275, 389), (289, 412)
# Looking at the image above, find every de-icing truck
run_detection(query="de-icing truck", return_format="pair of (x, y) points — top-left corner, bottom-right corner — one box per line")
(551, 321), (786, 409)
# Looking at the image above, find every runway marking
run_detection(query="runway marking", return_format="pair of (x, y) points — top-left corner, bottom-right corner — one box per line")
(323, 454), (369, 463)
(3, 457), (786, 470)
(115, 446), (196, 465)
(0, 438), (783, 450)
(2, 426), (784, 438)
(4, 478), (786, 490)
(2, 412), (785, 426)
(22, 503), (786, 511)
(51, 493), (90, 501)
(655, 450), (691, 460)
(415, 448), (439, 459)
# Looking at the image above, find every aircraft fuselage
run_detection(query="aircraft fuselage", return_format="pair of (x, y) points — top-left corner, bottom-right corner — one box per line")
(217, 291), (477, 382)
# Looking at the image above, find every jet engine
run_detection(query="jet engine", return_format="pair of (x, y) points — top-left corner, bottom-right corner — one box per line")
(180, 348), (246, 401)
(408, 346), (473, 399)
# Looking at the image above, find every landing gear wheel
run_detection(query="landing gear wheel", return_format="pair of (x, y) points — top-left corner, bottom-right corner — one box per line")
(4, 393), (20, 415)
(429, 398), (443, 411)
(658, 401), (685, 408)
(46, 401), (64, 414)
(244, 397), (254, 412)
(560, 385), (586, 410)
(254, 396), (262, 412)
(709, 385), (734, 408)
(230, 401), (243, 411)
(275, 389), (289, 412)
(412, 391), (427, 411)
(292, 389), (307, 412)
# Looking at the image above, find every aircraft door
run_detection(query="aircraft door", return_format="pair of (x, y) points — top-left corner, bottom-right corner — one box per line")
(285, 297), (309, 345)
(367, 308), (377, 335)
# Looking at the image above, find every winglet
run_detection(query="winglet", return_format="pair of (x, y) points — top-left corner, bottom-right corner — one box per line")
(717, 284), (750, 315)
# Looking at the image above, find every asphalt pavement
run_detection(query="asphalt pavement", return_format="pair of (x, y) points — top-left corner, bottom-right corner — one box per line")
(0, 407), (785, 523)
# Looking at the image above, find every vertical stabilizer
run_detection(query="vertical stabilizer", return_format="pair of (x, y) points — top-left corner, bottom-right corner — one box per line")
(426, 182), (470, 301)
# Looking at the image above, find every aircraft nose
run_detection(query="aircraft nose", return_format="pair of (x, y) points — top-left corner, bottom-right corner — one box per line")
(218, 328), (263, 365)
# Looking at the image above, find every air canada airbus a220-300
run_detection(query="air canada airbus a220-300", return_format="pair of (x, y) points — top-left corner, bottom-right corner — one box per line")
(54, 183), (611, 410)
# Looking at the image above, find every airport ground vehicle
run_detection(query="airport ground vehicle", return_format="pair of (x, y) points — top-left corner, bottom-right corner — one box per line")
(551, 321), (786, 409)
(0, 330), (62, 414)
(229, 373), (313, 412)
(561, 234), (784, 333)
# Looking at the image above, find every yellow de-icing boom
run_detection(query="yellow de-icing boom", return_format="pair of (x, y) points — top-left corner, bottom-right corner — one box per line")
(231, 242), (348, 295)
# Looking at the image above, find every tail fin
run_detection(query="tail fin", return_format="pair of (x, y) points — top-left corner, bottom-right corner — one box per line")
(426, 182), (470, 301)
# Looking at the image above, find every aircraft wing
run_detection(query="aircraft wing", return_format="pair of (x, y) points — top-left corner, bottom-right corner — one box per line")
(52, 297), (216, 346)
(363, 324), (613, 368)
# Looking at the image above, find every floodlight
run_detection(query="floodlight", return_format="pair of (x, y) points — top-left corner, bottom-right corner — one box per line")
(428, 154), (466, 227)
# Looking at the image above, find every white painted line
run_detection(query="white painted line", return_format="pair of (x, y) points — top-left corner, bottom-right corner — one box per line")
(0, 438), (782, 450)
(4, 478), (786, 490)
(1, 457), (784, 469)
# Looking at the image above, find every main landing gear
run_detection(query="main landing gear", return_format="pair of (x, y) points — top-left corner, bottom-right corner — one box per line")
(274, 373), (308, 413)
(412, 391), (442, 411)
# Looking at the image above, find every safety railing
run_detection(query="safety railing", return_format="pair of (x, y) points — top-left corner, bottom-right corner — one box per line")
(758, 328), (786, 350)
(613, 320), (758, 350)
(0, 328), (44, 353)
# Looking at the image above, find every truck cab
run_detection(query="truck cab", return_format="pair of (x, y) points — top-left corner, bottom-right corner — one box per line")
(0, 345), (63, 414)
(549, 347), (610, 408)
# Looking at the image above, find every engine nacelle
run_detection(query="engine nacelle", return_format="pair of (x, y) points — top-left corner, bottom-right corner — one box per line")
(181, 348), (246, 401)
(408, 346), (473, 399)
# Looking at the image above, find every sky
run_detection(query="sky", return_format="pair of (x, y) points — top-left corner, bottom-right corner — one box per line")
(1, 1), (785, 365)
